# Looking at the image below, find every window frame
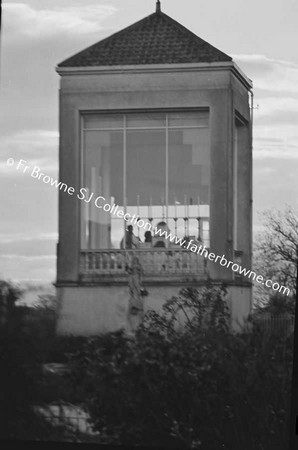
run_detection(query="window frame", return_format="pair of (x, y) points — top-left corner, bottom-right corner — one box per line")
(80, 108), (210, 249)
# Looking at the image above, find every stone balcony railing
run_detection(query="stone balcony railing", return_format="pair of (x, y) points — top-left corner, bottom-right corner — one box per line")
(79, 248), (209, 283)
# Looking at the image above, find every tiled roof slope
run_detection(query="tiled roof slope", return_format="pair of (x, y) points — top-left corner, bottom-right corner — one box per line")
(58, 10), (232, 67)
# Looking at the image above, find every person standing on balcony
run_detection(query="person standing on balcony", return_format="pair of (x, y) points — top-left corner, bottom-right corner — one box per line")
(153, 221), (170, 248)
(120, 225), (140, 249)
(144, 230), (152, 244)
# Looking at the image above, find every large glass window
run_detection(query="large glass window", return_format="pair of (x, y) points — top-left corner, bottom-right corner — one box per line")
(81, 111), (210, 249)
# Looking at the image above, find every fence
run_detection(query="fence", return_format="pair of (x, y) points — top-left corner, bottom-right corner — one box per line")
(255, 313), (295, 336)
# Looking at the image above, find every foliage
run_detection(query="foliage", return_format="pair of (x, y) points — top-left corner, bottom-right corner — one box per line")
(0, 280), (23, 330)
(254, 205), (298, 306)
(254, 291), (296, 316)
(0, 281), (294, 447)
(68, 286), (293, 449)
(0, 282), (90, 441)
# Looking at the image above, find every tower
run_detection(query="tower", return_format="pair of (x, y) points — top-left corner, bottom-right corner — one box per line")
(56, 3), (253, 335)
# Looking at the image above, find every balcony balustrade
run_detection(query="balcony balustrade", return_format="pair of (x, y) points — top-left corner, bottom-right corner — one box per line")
(80, 248), (209, 283)
(79, 248), (244, 284)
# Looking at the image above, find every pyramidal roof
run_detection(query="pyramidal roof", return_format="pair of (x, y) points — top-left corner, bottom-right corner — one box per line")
(58, 4), (232, 68)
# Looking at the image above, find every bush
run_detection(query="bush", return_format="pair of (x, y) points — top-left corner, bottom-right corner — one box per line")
(0, 284), (89, 440)
(68, 286), (293, 449)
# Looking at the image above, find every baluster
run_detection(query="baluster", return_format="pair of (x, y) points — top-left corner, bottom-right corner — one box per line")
(80, 253), (85, 273)
(107, 252), (111, 272)
(167, 251), (171, 273)
(175, 250), (179, 272)
(166, 251), (171, 274)
(154, 252), (158, 273)
(158, 252), (163, 272)
(120, 252), (125, 272)
(186, 251), (190, 272)
(109, 252), (113, 272)
(173, 250), (178, 274)
(169, 251), (174, 274)
(106, 252), (110, 272)
(114, 252), (117, 272)
(146, 251), (151, 274)
(99, 253), (103, 271)
(152, 251), (156, 275)
(163, 252), (168, 274)
(115, 251), (120, 272)
(150, 251), (154, 273)
(102, 252), (105, 272)
(183, 250), (188, 272)
(194, 253), (197, 276)
(113, 252), (116, 273)
(141, 251), (145, 272)
(113, 252), (118, 272)
(196, 253), (201, 277)
(188, 252), (192, 273)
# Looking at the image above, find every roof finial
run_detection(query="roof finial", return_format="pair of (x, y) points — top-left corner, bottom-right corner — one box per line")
(156, 1), (161, 12)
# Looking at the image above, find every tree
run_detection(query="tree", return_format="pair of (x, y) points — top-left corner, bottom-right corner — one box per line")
(68, 285), (293, 449)
(0, 280), (23, 331)
(254, 205), (298, 309)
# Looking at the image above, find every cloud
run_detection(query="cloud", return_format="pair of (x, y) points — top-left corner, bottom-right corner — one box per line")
(233, 54), (298, 160)
(0, 232), (58, 245)
(0, 254), (56, 283)
(1, 129), (58, 150)
(0, 127), (59, 249)
(0, 233), (57, 259)
(233, 54), (298, 94)
(254, 97), (298, 120)
(0, 130), (58, 175)
(253, 157), (298, 221)
(253, 149), (298, 159)
(253, 123), (298, 159)
(1, 254), (55, 261)
(3, 3), (117, 40)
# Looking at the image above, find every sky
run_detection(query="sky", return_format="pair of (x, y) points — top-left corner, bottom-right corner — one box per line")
(0, 0), (298, 283)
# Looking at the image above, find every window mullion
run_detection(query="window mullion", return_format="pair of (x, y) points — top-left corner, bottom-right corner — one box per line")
(166, 114), (169, 226)
(123, 115), (127, 250)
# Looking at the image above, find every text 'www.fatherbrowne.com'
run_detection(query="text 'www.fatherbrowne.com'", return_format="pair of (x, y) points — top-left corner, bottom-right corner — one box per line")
(7, 158), (291, 297)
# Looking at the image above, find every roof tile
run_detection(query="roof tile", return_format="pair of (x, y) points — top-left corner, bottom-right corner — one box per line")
(58, 11), (232, 67)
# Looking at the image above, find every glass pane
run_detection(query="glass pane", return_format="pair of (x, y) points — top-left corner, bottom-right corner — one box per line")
(81, 111), (210, 250)
(111, 214), (125, 249)
(126, 129), (166, 244)
(82, 129), (124, 249)
(84, 114), (123, 129)
(168, 111), (209, 128)
(168, 125), (210, 242)
(202, 220), (210, 247)
(126, 113), (166, 129)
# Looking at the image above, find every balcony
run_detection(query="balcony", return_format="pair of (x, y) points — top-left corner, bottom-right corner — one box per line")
(79, 248), (209, 283)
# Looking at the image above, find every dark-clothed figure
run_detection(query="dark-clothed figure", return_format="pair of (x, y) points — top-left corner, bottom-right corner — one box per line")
(120, 225), (140, 249)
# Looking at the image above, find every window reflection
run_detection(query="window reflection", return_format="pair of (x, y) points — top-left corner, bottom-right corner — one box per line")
(82, 111), (210, 250)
